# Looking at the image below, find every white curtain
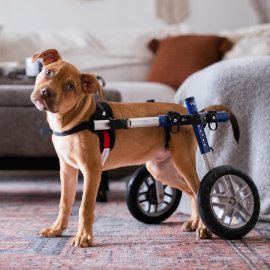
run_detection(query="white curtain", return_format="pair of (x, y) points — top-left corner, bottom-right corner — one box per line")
(250, 0), (270, 23)
(155, 0), (189, 25)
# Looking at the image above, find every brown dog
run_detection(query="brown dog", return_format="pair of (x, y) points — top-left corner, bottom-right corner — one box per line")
(30, 49), (239, 247)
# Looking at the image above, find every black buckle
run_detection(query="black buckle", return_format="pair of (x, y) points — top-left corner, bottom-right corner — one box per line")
(206, 111), (218, 130)
(166, 111), (181, 134)
(206, 111), (217, 122)
(109, 118), (129, 129)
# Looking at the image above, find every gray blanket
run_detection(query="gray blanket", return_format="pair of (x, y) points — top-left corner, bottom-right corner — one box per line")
(174, 56), (270, 221)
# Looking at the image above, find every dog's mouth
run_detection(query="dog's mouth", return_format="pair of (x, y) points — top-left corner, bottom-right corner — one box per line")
(32, 94), (58, 113)
(31, 86), (59, 113)
(33, 98), (48, 111)
(32, 96), (59, 113)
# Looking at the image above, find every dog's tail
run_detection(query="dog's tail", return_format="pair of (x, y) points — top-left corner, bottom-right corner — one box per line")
(200, 105), (240, 143)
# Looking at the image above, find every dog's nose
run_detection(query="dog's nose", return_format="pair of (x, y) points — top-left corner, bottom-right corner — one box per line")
(41, 87), (54, 99)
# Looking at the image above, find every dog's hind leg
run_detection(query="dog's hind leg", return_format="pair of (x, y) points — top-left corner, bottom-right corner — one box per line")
(39, 157), (79, 238)
(169, 133), (212, 239)
(146, 155), (200, 232)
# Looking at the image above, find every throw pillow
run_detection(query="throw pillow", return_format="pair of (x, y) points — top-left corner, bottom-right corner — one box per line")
(146, 35), (232, 89)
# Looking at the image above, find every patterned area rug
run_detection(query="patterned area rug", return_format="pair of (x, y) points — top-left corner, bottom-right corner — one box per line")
(0, 174), (270, 269)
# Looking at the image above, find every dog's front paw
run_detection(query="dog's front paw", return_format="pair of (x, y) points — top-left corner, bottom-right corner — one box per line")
(196, 228), (212, 239)
(39, 227), (63, 237)
(72, 233), (93, 247)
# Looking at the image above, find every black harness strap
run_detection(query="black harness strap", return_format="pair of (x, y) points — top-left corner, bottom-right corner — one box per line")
(89, 102), (115, 153)
(164, 127), (171, 148)
(51, 101), (115, 153)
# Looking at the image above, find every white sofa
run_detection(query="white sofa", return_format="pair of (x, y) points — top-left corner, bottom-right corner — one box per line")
(2, 23), (270, 101)
(0, 25), (192, 103)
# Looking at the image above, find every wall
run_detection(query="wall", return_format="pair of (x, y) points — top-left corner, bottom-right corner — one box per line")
(187, 0), (258, 33)
(0, 0), (259, 33)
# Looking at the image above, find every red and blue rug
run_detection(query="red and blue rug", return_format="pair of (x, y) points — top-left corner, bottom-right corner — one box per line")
(0, 175), (270, 269)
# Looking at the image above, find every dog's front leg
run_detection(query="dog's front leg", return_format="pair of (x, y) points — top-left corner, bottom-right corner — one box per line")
(72, 161), (102, 247)
(39, 158), (78, 237)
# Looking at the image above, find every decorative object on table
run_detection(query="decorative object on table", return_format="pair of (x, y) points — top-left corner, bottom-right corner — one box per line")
(155, 0), (189, 24)
(25, 57), (42, 77)
(250, 0), (270, 23)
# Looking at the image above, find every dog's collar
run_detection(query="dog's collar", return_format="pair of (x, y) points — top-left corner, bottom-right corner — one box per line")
(52, 120), (94, 136)
(42, 101), (103, 136)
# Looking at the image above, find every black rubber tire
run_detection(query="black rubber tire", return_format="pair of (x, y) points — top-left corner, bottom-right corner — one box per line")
(197, 165), (260, 239)
(126, 165), (182, 224)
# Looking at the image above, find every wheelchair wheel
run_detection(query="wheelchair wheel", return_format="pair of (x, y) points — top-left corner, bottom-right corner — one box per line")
(197, 165), (260, 239)
(126, 165), (182, 224)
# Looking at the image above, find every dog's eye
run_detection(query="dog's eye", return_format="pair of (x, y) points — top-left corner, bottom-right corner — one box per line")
(45, 69), (54, 77)
(65, 83), (75, 91)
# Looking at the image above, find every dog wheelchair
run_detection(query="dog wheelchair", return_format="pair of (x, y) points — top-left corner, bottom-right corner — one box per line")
(94, 97), (260, 239)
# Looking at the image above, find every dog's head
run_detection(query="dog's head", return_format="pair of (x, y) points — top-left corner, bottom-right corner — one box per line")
(30, 49), (104, 113)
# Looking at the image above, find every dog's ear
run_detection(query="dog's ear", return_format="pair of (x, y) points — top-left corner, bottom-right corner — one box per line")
(32, 49), (62, 66)
(81, 74), (105, 100)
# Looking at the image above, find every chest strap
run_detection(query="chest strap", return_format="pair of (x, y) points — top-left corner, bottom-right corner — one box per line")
(50, 101), (115, 165)
(86, 101), (115, 153)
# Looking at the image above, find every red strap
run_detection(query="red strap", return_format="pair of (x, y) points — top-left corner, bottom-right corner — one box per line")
(103, 131), (110, 149)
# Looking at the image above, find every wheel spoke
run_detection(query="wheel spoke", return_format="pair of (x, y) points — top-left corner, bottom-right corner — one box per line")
(221, 177), (230, 194)
(148, 203), (151, 213)
(164, 192), (173, 198)
(211, 193), (229, 206)
(143, 179), (150, 188)
(239, 192), (252, 202)
(224, 207), (235, 227)
(220, 205), (230, 223)
(154, 204), (158, 213)
(228, 207), (236, 227)
(211, 193), (229, 198)
(236, 201), (251, 217)
(139, 199), (148, 203)
(224, 175), (236, 196)
(238, 184), (249, 194)
(139, 191), (147, 196)
(212, 201), (231, 207)
(234, 209), (248, 223)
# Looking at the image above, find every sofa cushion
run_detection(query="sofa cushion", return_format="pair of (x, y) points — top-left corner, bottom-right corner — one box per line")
(0, 85), (34, 106)
(146, 35), (232, 89)
(105, 81), (175, 103)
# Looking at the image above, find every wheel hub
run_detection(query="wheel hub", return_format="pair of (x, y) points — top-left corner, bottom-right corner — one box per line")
(146, 184), (158, 204)
(228, 197), (236, 206)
